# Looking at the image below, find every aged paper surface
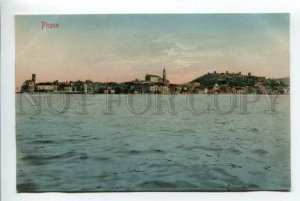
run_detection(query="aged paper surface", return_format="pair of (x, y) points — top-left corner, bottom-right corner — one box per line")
(15, 14), (290, 192)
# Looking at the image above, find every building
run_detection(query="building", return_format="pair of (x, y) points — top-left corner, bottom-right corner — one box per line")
(64, 86), (73, 92)
(163, 68), (166, 84)
(36, 82), (54, 92)
(160, 85), (169, 94)
(32, 73), (36, 84)
(20, 74), (36, 93)
(83, 83), (88, 94)
(145, 68), (170, 86)
(145, 74), (162, 83)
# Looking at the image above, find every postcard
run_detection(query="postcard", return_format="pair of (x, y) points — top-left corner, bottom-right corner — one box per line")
(15, 14), (290, 192)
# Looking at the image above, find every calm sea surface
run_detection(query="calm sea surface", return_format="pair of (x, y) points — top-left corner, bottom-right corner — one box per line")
(16, 94), (290, 192)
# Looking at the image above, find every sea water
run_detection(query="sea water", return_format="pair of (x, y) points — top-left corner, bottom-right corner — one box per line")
(16, 94), (290, 191)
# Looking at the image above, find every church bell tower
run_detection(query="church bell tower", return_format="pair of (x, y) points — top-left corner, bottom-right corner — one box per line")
(162, 68), (166, 85)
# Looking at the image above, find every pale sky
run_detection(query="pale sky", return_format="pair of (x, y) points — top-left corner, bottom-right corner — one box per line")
(15, 14), (289, 88)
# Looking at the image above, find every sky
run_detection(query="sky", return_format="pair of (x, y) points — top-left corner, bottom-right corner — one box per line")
(15, 14), (289, 88)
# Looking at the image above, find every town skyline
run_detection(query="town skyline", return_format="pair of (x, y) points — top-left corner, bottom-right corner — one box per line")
(16, 68), (289, 92)
(19, 69), (289, 95)
(16, 14), (289, 89)
(19, 69), (289, 86)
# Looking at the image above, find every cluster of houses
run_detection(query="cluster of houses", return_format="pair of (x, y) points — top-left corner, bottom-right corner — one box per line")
(190, 71), (289, 95)
(20, 69), (289, 95)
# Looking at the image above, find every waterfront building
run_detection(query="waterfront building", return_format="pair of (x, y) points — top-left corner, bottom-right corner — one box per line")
(160, 85), (169, 94)
(36, 82), (54, 92)
(20, 74), (36, 93)
(83, 83), (88, 94)
(64, 86), (73, 92)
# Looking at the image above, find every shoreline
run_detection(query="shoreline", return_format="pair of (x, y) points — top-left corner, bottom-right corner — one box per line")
(15, 92), (290, 95)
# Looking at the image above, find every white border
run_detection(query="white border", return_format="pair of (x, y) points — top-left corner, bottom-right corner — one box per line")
(1, 0), (300, 201)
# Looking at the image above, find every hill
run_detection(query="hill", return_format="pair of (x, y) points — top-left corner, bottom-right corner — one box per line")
(191, 72), (288, 88)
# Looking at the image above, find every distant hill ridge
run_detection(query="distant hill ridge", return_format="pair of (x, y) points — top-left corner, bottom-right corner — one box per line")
(191, 71), (289, 87)
(277, 77), (290, 86)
